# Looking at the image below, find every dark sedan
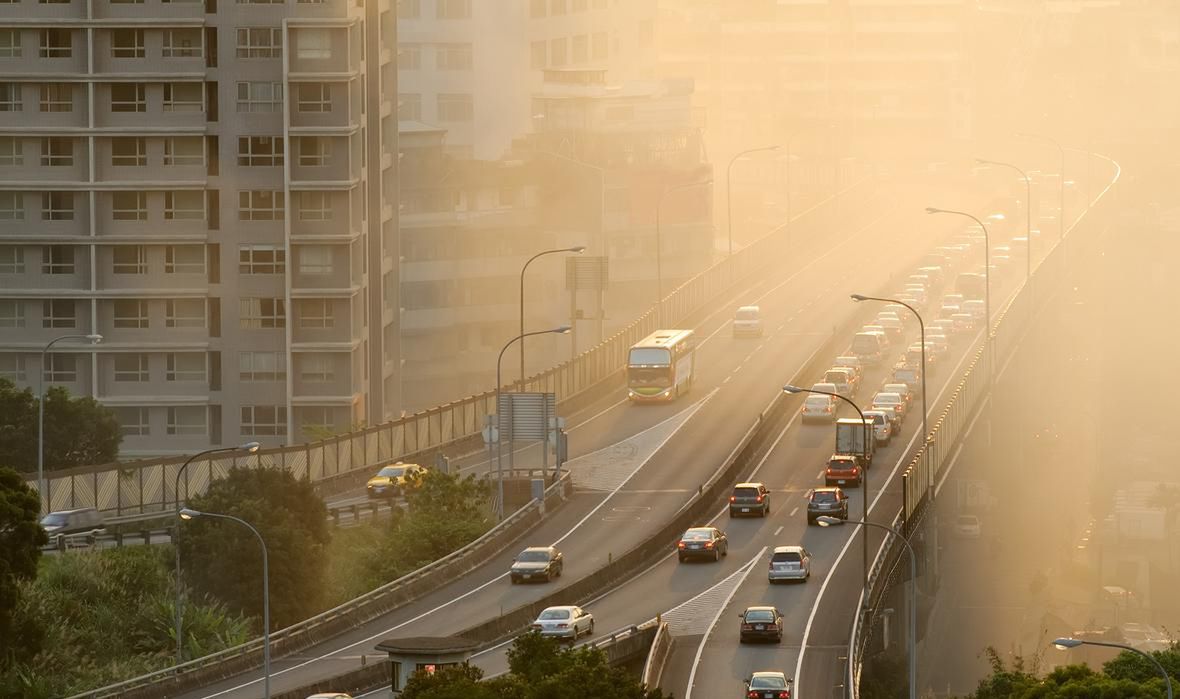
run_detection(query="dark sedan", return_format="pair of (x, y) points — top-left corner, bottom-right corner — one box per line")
(739, 606), (784, 643)
(509, 546), (563, 584)
(677, 526), (728, 562)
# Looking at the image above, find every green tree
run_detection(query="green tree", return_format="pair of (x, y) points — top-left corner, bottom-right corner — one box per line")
(0, 468), (46, 667)
(179, 467), (329, 629)
(957, 645), (1179, 698)
(0, 379), (122, 473)
(400, 663), (497, 699)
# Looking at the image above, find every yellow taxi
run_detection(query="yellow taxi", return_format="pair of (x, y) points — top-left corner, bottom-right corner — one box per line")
(365, 462), (426, 499)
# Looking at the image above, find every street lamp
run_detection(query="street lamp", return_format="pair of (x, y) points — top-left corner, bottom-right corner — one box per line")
(784, 384), (872, 596)
(1053, 637), (1173, 699)
(817, 516), (918, 699)
(925, 207), (992, 348)
(179, 508), (272, 699)
(1016, 133), (1066, 242)
(37, 333), (102, 514)
(975, 158), (1032, 283)
(518, 246), (585, 387)
(656, 179), (713, 326)
(173, 442), (260, 666)
(726, 145), (780, 256)
(851, 294), (928, 446)
(495, 326), (572, 519)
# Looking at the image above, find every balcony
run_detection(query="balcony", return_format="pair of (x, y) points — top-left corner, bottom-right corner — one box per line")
(94, 82), (208, 130)
(92, 0), (205, 22)
(0, 0), (85, 20)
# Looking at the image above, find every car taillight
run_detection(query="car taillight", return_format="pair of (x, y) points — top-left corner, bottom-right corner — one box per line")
(556, 623), (568, 628)
(748, 692), (759, 699)
(677, 542), (686, 549)
(768, 562), (774, 570)
(755, 495), (763, 503)
(741, 624), (753, 630)
(704, 541), (714, 548)
(826, 468), (834, 474)
(779, 692), (791, 698)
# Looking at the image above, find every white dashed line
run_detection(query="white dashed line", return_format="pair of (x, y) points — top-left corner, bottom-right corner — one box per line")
(774, 525), (784, 536)
(789, 507), (799, 517)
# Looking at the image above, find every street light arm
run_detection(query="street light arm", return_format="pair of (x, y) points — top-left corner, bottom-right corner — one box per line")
(519, 248), (585, 387)
(1053, 638), (1173, 699)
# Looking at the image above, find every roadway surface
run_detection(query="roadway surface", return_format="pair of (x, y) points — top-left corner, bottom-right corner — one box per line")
(178, 175), (974, 699)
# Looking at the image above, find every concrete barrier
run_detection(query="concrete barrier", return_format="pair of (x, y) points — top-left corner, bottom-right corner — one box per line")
(640, 621), (672, 689)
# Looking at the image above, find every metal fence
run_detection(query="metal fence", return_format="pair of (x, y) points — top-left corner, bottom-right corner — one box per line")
(848, 153), (1121, 697)
(33, 177), (870, 516)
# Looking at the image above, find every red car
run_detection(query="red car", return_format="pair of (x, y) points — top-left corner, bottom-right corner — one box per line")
(825, 455), (862, 487)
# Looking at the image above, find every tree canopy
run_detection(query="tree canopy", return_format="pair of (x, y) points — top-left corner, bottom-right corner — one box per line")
(959, 645), (1179, 699)
(0, 379), (122, 473)
(0, 467), (46, 667)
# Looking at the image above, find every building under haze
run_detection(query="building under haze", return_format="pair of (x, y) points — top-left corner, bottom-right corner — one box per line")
(0, 0), (400, 455)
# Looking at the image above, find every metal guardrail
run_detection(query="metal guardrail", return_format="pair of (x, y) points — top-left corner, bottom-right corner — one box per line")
(33, 178), (871, 518)
(846, 153), (1121, 698)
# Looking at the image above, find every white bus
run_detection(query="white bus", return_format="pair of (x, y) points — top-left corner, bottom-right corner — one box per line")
(627, 329), (697, 402)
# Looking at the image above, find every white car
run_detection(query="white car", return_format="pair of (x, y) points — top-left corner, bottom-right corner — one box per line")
(733, 305), (764, 338)
(954, 514), (981, 539)
(950, 313), (975, 332)
(801, 393), (837, 423)
(875, 313), (904, 338)
(929, 319), (956, 337)
(862, 410), (894, 445)
(767, 545), (811, 583)
(871, 392), (906, 426)
(862, 326), (891, 349)
(925, 333), (950, 354)
(962, 299), (986, 321)
(530, 605), (595, 640)
(307, 694), (353, 699)
(882, 383), (914, 410)
(833, 355), (864, 383)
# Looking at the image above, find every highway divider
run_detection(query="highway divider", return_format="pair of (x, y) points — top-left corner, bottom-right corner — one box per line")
(640, 621), (673, 689)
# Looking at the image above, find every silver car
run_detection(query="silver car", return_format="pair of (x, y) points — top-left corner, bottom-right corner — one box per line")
(530, 605), (594, 640)
(767, 545), (811, 583)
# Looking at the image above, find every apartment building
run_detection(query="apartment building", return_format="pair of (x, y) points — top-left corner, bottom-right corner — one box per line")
(0, 0), (400, 456)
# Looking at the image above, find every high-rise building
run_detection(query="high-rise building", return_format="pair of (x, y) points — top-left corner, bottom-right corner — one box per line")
(0, 0), (400, 455)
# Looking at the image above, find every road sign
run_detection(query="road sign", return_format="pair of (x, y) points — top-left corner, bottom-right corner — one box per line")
(482, 415), (499, 445)
(497, 392), (556, 441)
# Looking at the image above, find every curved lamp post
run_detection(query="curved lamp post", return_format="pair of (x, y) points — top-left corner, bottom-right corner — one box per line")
(1053, 637), (1173, 699)
(851, 294), (927, 446)
(38, 333), (102, 514)
(726, 145), (780, 256)
(173, 442), (260, 665)
(976, 158), (1032, 282)
(925, 207), (992, 347)
(495, 326), (572, 519)
(784, 384), (872, 595)
(518, 246), (585, 388)
(656, 179), (713, 326)
(179, 508), (271, 698)
(818, 516), (917, 699)
(1016, 132), (1066, 242)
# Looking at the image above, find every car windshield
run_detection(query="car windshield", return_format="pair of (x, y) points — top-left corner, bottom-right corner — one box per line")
(517, 550), (550, 562)
(772, 551), (802, 563)
(869, 414), (887, 425)
(804, 395), (830, 408)
(736, 309), (759, 320)
(875, 394), (901, 405)
(812, 492), (837, 503)
(852, 335), (879, 353)
(825, 372), (849, 384)
(628, 348), (671, 366)
(377, 466), (406, 478)
(539, 609), (570, 620)
(744, 609), (775, 622)
(884, 385), (908, 394)
(829, 459), (856, 470)
(40, 513), (66, 526)
(682, 529), (712, 540)
(733, 487), (759, 498)
(750, 676), (788, 689)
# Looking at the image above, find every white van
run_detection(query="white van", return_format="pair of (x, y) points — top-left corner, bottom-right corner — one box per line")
(732, 305), (763, 338)
(850, 332), (886, 364)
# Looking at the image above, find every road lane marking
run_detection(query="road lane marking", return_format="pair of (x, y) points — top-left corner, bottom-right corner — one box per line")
(789, 508), (798, 517)
(684, 547), (767, 699)
(774, 525), (784, 536)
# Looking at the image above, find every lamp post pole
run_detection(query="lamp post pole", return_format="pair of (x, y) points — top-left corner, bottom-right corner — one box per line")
(726, 145), (780, 257)
(784, 384), (871, 595)
(851, 295), (927, 446)
(518, 246), (585, 388)
(656, 179), (713, 326)
(1017, 133), (1066, 242)
(495, 326), (572, 519)
(38, 333), (102, 514)
(179, 508), (271, 699)
(817, 516), (918, 699)
(173, 442), (260, 666)
(976, 158), (1032, 282)
(926, 207), (991, 378)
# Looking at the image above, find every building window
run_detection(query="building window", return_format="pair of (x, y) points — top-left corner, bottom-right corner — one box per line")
(112, 191), (147, 221)
(166, 406), (206, 436)
(39, 84), (71, 112)
(239, 351), (285, 381)
(298, 137), (329, 166)
(165, 245), (205, 274)
(0, 30), (21, 58)
(236, 27), (281, 58)
(42, 299), (76, 328)
(592, 32), (607, 60)
(297, 299), (333, 329)
(436, 0), (470, 19)
(113, 245), (147, 273)
(113, 354), (149, 382)
(0, 246), (24, 273)
(165, 298), (205, 328)
(166, 353), (205, 381)
(111, 137), (146, 166)
(41, 192), (74, 221)
(436, 43), (472, 70)
(41, 245), (75, 274)
(297, 245), (332, 274)
(530, 41), (546, 69)
(45, 354), (76, 383)
(111, 83), (147, 113)
(572, 34), (588, 63)
(241, 404), (286, 436)
(397, 0), (420, 19)
(237, 136), (283, 166)
(296, 29), (331, 60)
(299, 354), (334, 382)
(163, 83), (203, 112)
(297, 83), (331, 113)
(39, 29), (72, 58)
(113, 299), (150, 328)
(0, 83), (21, 112)
(240, 297), (285, 329)
(298, 406), (334, 434)
(239, 245), (285, 274)
(0, 354), (25, 382)
(164, 190), (205, 220)
(397, 93), (421, 121)
(0, 192), (22, 220)
(549, 37), (567, 66)
(236, 81), (282, 113)
(40, 137), (73, 167)
(0, 300), (25, 328)
(0, 137), (20, 166)
(114, 407), (149, 437)
(164, 137), (204, 166)
(298, 191), (331, 221)
(398, 43), (420, 70)
(238, 190), (284, 221)
(163, 29), (202, 58)
(436, 93), (473, 122)
(530, 0), (545, 18)
(111, 29), (145, 58)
